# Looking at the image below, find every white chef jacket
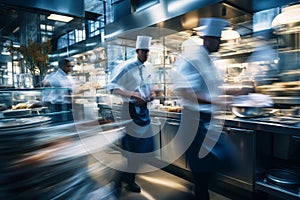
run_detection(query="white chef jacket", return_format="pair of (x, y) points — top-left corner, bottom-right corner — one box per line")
(171, 46), (223, 113)
(42, 68), (76, 104)
(107, 58), (154, 102)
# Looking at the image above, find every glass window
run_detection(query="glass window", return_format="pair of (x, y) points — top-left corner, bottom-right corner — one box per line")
(88, 20), (100, 37)
(69, 31), (76, 45)
(57, 34), (68, 49)
(75, 29), (86, 43)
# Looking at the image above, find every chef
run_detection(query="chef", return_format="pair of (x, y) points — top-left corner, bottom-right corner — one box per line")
(42, 58), (76, 122)
(107, 35), (156, 194)
(172, 18), (237, 200)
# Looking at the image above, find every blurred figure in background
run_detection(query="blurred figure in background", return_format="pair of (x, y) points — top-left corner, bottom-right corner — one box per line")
(42, 58), (76, 122)
(107, 35), (156, 194)
(245, 31), (279, 87)
(172, 18), (238, 200)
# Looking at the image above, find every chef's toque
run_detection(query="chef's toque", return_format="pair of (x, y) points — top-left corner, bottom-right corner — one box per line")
(198, 18), (228, 38)
(136, 35), (152, 50)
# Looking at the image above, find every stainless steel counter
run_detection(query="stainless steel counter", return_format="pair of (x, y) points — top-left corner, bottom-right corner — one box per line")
(216, 115), (300, 135)
(150, 110), (300, 199)
(149, 109), (300, 135)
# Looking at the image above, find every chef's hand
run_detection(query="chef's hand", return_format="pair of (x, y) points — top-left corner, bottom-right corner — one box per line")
(130, 92), (147, 106)
(149, 91), (156, 102)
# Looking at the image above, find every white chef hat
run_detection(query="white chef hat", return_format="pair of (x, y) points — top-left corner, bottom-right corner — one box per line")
(136, 35), (152, 50)
(181, 38), (203, 53)
(198, 18), (228, 38)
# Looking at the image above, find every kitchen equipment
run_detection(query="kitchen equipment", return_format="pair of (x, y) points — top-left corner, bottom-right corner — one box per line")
(217, 127), (256, 191)
(279, 70), (300, 82)
(0, 104), (7, 111)
(0, 116), (51, 132)
(2, 109), (31, 117)
(273, 131), (300, 161)
(266, 168), (300, 188)
(231, 104), (268, 118)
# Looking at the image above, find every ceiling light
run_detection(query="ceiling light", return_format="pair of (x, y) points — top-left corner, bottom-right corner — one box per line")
(272, 2), (300, 34)
(47, 14), (73, 22)
(1, 52), (10, 56)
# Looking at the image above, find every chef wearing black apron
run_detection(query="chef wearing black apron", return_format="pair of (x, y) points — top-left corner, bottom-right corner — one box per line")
(107, 35), (155, 194)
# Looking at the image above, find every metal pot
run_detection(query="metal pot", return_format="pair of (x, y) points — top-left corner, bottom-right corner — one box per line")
(231, 104), (269, 118)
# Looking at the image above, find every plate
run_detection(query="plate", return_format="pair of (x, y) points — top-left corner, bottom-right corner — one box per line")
(0, 116), (52, 132)
(2, 109), (31, 117)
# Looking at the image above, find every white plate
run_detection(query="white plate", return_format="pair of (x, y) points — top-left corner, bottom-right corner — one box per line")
(2, 109), (31, 117)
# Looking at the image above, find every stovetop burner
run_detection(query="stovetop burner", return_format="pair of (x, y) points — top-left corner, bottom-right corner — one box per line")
(266, 168), (300, 189)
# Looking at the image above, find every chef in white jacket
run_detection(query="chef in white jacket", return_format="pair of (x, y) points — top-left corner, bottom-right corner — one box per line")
(107, 35), (156, 194)
(171, 18), (238, 200)
(42, 58), (76, 122)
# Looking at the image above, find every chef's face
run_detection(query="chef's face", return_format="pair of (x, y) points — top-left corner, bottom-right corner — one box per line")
(136, 49), (150, 63)
(202, 36), (221, 53)
(62, 62), (73, 74)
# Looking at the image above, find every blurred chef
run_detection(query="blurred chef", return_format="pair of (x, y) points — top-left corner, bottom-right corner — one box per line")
(172, 18), (237, 200)
(42, 58), (76, 122)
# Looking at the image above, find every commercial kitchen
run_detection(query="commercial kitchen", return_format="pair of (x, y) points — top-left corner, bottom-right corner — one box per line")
(0, 0), (299, 199)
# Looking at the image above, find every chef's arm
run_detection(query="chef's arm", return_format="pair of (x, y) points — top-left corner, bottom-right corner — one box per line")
(111, 88), (147, 106)
(175, 88), (228, 106)
(224, 87), (254, 95)
(175, 88), (209, 104)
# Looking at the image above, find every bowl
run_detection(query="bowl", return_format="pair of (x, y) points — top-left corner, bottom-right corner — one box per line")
(231, 104), (266, 118)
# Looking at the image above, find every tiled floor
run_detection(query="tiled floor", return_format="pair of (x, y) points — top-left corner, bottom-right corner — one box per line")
(88, 148), (233, 200)
(119, 170), (231, 200)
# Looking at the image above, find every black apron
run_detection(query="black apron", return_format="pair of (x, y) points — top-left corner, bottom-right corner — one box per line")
(121, 102), (154, 153)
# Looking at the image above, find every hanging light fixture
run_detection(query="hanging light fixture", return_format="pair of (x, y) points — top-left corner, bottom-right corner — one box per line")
(272, 2), (300, 34)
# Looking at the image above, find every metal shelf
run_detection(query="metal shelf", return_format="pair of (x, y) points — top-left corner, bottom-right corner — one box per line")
(272, 97), (300, 105)
(256, 180), (300, 200)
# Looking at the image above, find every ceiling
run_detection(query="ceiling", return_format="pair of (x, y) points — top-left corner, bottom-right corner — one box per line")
(0, 0), (105, 52)
(0, 0), (297, 57)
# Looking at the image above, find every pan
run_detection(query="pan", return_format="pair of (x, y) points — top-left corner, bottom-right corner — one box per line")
(266, 168), (300, 188)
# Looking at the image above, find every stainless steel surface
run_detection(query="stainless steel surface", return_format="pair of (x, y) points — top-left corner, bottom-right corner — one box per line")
(105, 0), (223, 38)
(0, 116), (51, 131)
(231, 105), (267, 118)
(256, 180), (300, 200)
(217, 127), (256, 191)
(2, 108), (31, 117)
(0, 120), (116, 200)
(272, 97), (300, 105)
(273, 133), (300, 161)
(160, 118), (187, 169)
(266, 169), (300, 188)
(280, 33), (300, 50)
